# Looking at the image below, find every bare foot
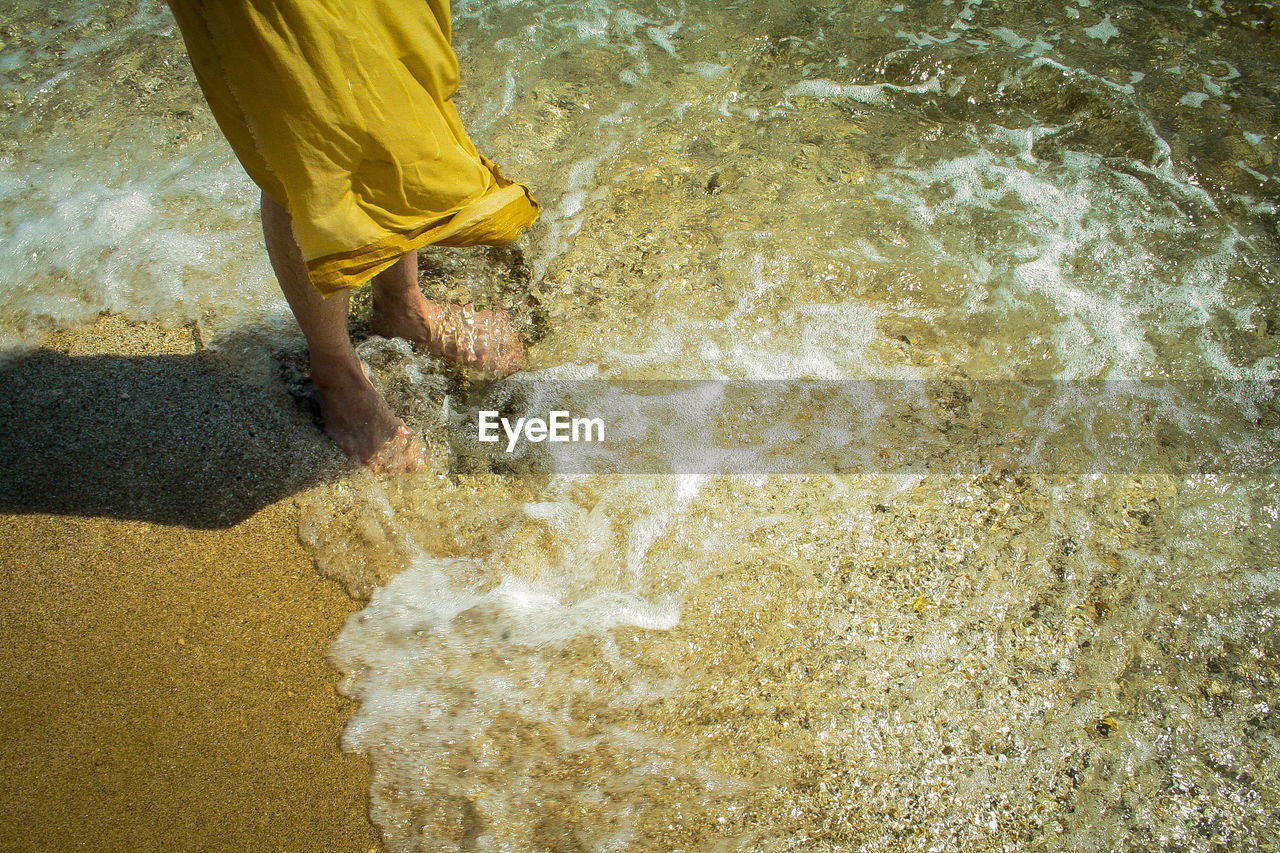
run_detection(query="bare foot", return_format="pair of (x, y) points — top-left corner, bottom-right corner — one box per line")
(371, 291), (525, 377)
(364, 424), (432, 476)
(311, 358), (431, 474)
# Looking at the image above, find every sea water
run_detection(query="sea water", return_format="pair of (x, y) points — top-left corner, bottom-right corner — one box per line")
(2, 0), (1278, 850)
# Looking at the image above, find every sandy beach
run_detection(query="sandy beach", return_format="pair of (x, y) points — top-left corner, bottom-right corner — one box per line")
(0, 317), (379, 851)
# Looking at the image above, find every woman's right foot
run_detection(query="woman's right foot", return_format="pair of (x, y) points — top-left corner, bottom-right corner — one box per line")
(311, 358), (430, 474)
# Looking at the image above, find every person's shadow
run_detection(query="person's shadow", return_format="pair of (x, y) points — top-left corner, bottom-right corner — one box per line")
(0, 342), (338, 529)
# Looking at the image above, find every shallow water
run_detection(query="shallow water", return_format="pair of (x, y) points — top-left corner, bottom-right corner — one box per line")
(2, 0), (1278, 850)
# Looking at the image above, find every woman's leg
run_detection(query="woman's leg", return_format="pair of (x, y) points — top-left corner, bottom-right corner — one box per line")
(260, 192), (427, 471)
(368, 249), (433, 339)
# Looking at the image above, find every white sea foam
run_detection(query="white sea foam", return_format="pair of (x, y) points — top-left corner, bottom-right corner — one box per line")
(330, 473), (719, 849)
(1083, 14), (1120, 43)
(685, 61), (729, 80)
(0, 2), (287, 345)
(786, 75), (943, 103)
(0, 143), (283, 345)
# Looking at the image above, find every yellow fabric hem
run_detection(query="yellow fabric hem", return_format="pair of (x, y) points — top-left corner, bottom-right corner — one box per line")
(306, 183), (538, 295)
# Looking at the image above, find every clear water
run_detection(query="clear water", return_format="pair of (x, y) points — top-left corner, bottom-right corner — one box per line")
(2, 0), (1278, 850)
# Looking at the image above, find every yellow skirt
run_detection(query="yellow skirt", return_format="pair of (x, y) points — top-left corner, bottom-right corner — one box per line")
(167, 0), (539, 294)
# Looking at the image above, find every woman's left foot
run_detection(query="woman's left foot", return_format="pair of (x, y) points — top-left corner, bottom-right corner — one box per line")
(371, 293), (525, 377)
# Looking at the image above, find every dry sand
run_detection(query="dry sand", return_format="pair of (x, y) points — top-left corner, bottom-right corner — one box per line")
(0, 317), (379, 852)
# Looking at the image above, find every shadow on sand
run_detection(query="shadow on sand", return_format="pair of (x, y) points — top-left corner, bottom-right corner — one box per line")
(0, 346), (339, 529)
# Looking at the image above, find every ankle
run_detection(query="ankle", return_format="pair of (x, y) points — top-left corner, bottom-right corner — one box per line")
(308, 348), (368, 390)
(371, 279), (426, 313)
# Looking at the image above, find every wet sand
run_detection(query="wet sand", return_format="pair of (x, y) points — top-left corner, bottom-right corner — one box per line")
(0, 318), (379, 852)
